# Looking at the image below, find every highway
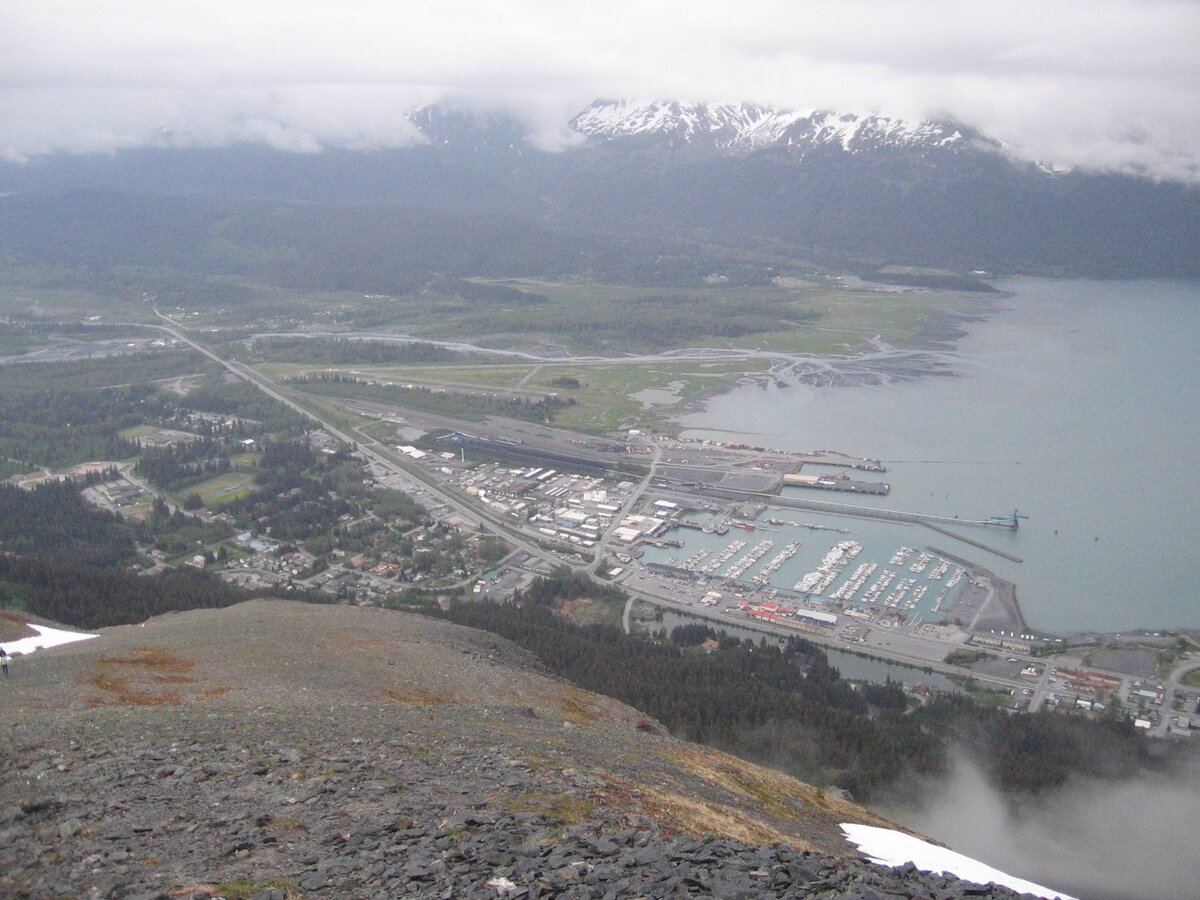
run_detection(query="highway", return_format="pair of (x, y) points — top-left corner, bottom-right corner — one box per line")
(146, 311), (668, 579)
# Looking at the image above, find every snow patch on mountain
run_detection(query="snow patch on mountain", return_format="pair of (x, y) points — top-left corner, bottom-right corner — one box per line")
(569, 99), (802, 149)
(570, 100), (988, 157)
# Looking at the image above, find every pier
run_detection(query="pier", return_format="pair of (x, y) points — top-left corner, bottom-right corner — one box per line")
(678, 482), (1013, 530)
(796, 450), (887, 472)
(923, 523), (1023, 563)
(784, 472), (890, 495)
(663, 483), (1023, 562)
(643, 537), (684, 549)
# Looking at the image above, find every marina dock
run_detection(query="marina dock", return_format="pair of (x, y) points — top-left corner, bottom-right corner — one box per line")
(666, 483), (1024, 563)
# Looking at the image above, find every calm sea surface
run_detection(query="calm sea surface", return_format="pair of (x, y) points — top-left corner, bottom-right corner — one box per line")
(679, 278), (1200, 634)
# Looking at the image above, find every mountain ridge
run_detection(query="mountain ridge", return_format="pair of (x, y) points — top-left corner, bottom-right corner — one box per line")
(0, 600), (1051, 898)
(565, 99), (994, 160)
(2, 97), (1198, 278)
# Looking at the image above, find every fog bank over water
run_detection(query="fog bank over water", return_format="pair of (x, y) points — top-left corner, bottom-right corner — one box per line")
(879, 751), (1200, 900)
(680, 278), (1200, 634)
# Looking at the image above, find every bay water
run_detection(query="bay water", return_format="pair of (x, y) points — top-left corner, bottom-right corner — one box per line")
(679, 278), (1200, 634)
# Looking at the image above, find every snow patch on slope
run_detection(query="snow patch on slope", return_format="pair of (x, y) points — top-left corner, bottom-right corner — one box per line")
(842, 823), (1075, 899)
(2, 623), (98, 656)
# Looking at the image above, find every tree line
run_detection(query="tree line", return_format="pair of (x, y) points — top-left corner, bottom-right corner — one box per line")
(135, 437), (232, 490)
(0, 554), (328, 630)
(435, 574), (941, 800)
(434, 573), (1178, 799)
(0, 478), (137, 567)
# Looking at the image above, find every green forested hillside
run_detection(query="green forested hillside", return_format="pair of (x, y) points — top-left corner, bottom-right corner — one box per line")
(435, 574), (1175, 801)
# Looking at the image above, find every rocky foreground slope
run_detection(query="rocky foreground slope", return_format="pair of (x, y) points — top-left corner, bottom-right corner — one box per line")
(1, 600), (1034, 898)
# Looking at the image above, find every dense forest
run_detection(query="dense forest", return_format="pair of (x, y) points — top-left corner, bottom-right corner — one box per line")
(3, 139), (1198, 281)
(0, 321), (145, 355)
(0, 350), (308, 473)
(0, 377), (151, 469)
(176, 380), (309, 435)
(0, 191), (780, 300)
(913, 694), (1155, 793)
(0, 477), (137, 567)
(436, 573), (943, 800)
(135, 438), (232, 490)
(0, 554), (327, 630)
(435, 573), (1174, 800)
(0, 473), (327, 628)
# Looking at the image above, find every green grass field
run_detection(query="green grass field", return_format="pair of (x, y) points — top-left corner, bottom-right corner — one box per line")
(3, 271), (992, 440)
(261, 357), (772, 433)
(186, 471), (258, 507)
(152, 271), (990, 357)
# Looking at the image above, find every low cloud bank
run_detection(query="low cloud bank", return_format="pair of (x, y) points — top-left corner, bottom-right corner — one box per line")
(2, 2), (1199, 181)
(877, 748), (1200, 900)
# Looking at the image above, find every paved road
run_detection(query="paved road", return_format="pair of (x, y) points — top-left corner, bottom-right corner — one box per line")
(149, 311), (571, 573)
(116, 461), (203, 520)
(588, 437), (662, 578)
(1160, 660), (1200, 737)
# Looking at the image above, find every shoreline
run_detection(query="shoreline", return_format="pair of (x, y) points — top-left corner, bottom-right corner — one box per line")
(657, 286), (1198, 638)
(666, 292), (1008, 427)
(929, 548), (1030, 637)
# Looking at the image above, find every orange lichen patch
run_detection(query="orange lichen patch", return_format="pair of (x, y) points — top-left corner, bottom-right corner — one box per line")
(640, 783), (806, 848)
(590, 772), (806, 849)
(200, 685), (233, 699)
(668, 744), (894, 833)
(84, 673), (181, 707)
(101, 647), (196, 672)
(379, 686), (459, 705)
(560, 688), (604, 725)
(580, 777), (654, 819)
(81, 647), (199, 706)
(151, 673), (197, 684)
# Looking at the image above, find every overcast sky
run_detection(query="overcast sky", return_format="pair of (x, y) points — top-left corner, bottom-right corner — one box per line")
(2, 1), (1198, 181)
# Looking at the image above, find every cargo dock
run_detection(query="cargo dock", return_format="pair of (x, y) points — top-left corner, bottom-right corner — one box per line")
(783, 472), (890, 495)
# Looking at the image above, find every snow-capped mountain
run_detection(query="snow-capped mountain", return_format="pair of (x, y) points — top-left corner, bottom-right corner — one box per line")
(567, 99), (994, 158)
(4, 98), (1196, 278)
(568, 100), (788, 150)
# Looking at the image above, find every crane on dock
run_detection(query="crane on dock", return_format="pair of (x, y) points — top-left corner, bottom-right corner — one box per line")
(990, 509), (1029, 529)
